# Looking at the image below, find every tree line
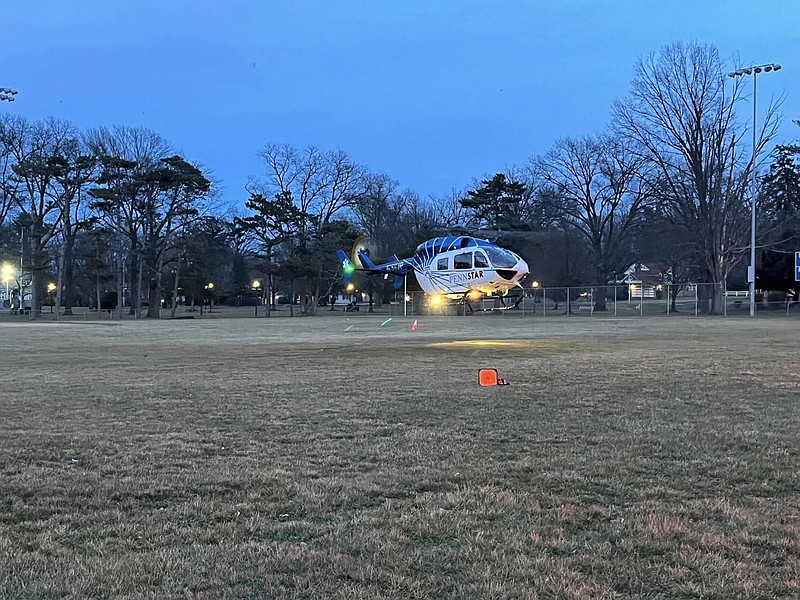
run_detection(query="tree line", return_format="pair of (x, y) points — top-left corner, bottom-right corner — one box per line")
(1, 42), (797, 317)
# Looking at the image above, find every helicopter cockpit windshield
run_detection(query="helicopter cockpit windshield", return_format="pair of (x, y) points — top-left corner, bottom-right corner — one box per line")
(485, 247), (519, 269)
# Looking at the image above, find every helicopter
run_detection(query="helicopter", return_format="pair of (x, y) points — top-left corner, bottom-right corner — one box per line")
(336, 235), (529, 308)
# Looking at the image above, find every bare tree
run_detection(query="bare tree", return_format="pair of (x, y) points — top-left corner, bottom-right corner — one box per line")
(259, 144), (367, 230)
(50, 137), (96, 315)
(87, 126), (172, 316)
(429, 188), (471, 230)
(0, 127), (17, 228)
(257, 143), (367, 314)
(612, 41), (781, 313)
(537, 134), (652, 309)
(351, 173), (402, 256)
(0, 116), (77, 317)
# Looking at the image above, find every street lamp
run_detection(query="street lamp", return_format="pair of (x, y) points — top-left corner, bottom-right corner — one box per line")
(1, 263), (14, 309)
(251, 279), (264, 303)
(728, 63), (781, 317)
(0, 87), (18, 103)
(47, 282), (56, 313)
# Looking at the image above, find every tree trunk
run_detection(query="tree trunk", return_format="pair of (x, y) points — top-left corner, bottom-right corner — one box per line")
(147, 252), (163, 318)
(698, 282), (712, 314)
(96, 275), (102, 313)
(29, 233), (45, 320)
(368, 279), (375, 313)
(130, 256), (140, 316)
(116, 254), (124, 319)
(593, 285), (608, 311)
(62, 236), (76, 315)
(711, 282), (725, 315)
(56, 237), (66, 316)
(116, 210), (125, 320)
(170, 262), (180, 318)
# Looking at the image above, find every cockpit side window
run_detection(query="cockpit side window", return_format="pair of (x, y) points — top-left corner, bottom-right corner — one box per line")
(474, 250), (489, 268)
(436, 257), (448, 270)
(454, 252), (472, 270)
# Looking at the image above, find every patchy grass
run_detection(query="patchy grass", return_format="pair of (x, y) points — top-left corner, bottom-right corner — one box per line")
(1, 316), (799, 599)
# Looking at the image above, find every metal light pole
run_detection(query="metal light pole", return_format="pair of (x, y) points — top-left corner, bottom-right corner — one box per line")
(728, 63), (781, 317)
(0, 87), (18, 103)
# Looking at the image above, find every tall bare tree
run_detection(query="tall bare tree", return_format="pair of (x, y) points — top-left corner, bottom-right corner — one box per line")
(0, 116), (77, 317)
(0, 126), (17, 229)
(50, 139), (96, 315)
(259, 143), (367, 233)
(612, 41), (781, 313)
(87, 126), (171, 316)
(258, 143), (367, 314)
(537, 134), (652, 309)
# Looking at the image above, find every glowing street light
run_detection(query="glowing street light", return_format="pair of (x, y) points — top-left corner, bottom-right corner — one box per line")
(531, 281), (540, 289)
(346, 283), (355, 292)
(728, 62), (782, 317)
(47, 282), (57, 313)
(1, 263), (14, 309)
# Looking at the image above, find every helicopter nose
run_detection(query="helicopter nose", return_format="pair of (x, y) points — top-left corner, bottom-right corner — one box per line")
(495, 258), (529, 282)
(516, 258), (529, 280)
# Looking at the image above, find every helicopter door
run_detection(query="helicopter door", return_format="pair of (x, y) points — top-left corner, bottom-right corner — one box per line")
(454, 252), (472, 269)
(474, 251), (489, 268)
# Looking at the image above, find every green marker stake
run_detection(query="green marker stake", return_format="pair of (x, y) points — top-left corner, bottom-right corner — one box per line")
(380, 318), (392, 327)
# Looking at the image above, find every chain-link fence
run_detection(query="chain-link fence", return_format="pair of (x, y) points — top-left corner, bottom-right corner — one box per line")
(2, 283), (798, 320)
(383, 283), (800, 317)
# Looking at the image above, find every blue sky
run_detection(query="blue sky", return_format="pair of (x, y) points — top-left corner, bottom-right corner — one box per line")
(4, 1), (799, 204)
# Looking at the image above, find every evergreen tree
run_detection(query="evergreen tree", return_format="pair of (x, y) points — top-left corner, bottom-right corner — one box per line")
(459, 173), (526, 231)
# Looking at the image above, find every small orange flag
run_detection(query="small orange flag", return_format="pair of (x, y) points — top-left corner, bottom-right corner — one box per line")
(411, 319), (418, 331)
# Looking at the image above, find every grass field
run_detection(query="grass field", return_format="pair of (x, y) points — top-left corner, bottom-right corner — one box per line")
(1, 315), (798, 599)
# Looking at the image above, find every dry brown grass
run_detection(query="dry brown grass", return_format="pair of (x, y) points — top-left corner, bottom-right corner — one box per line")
(1, 315), (799, 598)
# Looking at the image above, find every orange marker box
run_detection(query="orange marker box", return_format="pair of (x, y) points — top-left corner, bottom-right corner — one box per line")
(478, 369), (499, 386)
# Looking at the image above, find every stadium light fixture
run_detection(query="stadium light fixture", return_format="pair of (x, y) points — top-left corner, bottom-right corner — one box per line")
(0, 87), (18, 103)
(728, 62), (781, 317)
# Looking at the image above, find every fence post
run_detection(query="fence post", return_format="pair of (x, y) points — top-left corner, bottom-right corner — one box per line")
(614, 285), (617, 317)
(723, 281), (727, 317)
(543, 288), (546, 317)
(695, 285), (699, 316)
(566, 287), (570, 316)
(640, 290), (643, 317)
(666, 284), (670, 316)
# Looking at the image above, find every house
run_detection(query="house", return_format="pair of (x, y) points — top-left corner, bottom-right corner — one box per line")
(613, 263), (670, 300)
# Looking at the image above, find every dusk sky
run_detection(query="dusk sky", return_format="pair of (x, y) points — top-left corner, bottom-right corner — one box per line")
(4, 1), (799, 205)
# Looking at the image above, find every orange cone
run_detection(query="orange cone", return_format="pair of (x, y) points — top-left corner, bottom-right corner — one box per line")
(411, 319), (418, 331)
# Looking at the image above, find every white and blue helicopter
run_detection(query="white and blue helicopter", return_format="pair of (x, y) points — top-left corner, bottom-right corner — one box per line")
(336, 235), (530, 308)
